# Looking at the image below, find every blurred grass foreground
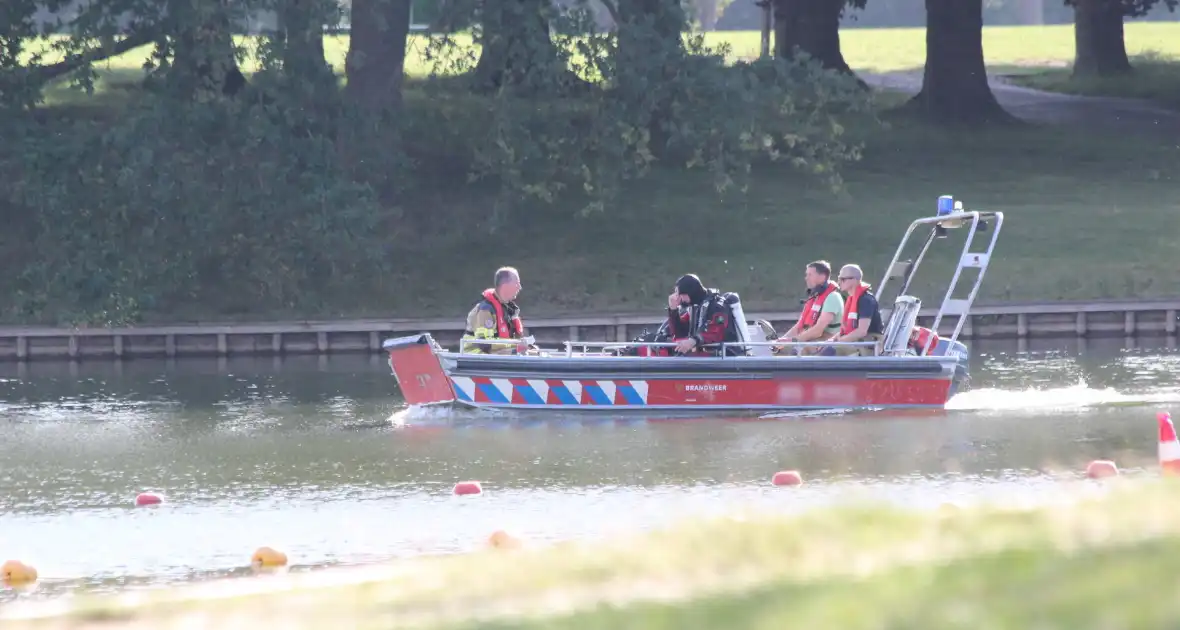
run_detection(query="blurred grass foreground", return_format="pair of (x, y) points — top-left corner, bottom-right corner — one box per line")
(5, 478), (1180, 629)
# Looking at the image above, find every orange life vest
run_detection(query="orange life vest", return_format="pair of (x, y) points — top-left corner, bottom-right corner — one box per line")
(839, 282), (871, 336)
(799, 281), (839, 330)
(909, 326), (940, 356)
(482, 288), (524, 339)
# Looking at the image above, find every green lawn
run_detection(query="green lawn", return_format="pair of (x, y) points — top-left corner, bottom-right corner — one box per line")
(7, 480), (1180, 629)
(15, 24), (1180, 323)
(1004, 51), (1180, 110)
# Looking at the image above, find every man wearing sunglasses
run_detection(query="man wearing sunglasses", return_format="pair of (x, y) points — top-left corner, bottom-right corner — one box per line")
(824, 263), (884, 357)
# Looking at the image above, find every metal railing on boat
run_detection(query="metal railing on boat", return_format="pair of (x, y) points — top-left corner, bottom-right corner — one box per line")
(560, 340), (880, 358)
(452, 337), (879, 357)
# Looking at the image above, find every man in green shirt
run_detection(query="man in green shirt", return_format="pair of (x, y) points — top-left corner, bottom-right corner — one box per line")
(774, 260), (844, 355)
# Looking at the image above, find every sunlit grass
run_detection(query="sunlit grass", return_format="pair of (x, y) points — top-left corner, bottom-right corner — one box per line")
(5, 479), (1180, 629)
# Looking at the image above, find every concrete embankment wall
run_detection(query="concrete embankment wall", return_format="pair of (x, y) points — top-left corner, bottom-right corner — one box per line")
(0, 300), (1176, 361)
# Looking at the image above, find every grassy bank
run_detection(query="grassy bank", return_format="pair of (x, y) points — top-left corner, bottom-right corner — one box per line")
(374, 118), (1180, 320)
(10, 23), (1180, 324)
(13, 97), (1179, 323)
(13, 116), (1171, 324)
(1005, 53), (1180, 110)
(6, 480), (1180, 629)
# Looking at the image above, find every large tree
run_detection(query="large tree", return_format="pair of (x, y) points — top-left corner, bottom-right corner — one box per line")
(46, 0), (250, 100)
(276, 0), (335, 82)
(161, 0), (249, 98)
(0, 0), (156, 107)
(1066, 0), (1177, 77)
(906, 0), (1012, 124)
(345, 0), (412, 111)
(615, 0), (685, 64)
(772, 0), (864, 79)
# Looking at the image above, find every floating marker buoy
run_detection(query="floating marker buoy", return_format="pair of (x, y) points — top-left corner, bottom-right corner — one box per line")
(488, 530), (522, 549)
(135, 492), (163, 507)
(453, 481), (483, 496)
(1158, 411), (1180, 476)
(251, 547), (288, 570)
(1085, 460), (1119, 479)
(771, 471), (803, 486)
(2, 560), (37, 587)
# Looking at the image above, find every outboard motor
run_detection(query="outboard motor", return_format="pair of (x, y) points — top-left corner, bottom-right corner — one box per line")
(881, 295), (922, 356)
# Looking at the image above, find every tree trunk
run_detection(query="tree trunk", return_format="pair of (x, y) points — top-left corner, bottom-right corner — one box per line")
(907, 0), (1014, 125)
(278, 0), (332, 82)
(615, 0), (686, 153)
(1072, 0), (1131, 77)
(167, 0), (248, 98)
(616, 0), (684, 62)
(345, 0), (411, 112)
(773, 0), (860, 81)
(471, 0), (585, 94)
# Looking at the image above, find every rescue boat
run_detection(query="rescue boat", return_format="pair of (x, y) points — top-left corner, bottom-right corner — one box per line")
(384, 196), (1003, 414)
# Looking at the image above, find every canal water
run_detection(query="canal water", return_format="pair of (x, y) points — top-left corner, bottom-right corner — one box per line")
(1, 337), (1178, 604)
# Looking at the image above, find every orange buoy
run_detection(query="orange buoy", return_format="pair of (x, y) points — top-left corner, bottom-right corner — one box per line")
(453, 481), (483, 496)
(135, 492), (163, 506)
(1159, 411), (1180, 476)
(488, 530), (522, 549)
(1085, 459), (1119, 479)
(2, 560), (37, 587)
(771, 470), (803, 486)
(251, 547), (288, 570)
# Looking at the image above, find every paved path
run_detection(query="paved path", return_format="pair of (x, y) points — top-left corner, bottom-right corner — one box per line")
(860, 70), (1180, 136)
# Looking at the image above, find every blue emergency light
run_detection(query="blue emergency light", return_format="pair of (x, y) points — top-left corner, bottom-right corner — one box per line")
(937, 195), (955, 217)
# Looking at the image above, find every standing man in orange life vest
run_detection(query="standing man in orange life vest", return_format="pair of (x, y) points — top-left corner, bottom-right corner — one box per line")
(461, 266), (530, 355)
(773, 260), (844, 355)
(824, 263), (885, 356)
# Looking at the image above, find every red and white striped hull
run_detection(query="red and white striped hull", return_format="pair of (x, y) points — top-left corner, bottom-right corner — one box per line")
(384, 334), (968, 414)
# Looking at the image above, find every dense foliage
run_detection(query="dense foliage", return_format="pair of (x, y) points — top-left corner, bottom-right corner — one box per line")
(0, 0), (875, 325)
(0, 0), (1161, 325)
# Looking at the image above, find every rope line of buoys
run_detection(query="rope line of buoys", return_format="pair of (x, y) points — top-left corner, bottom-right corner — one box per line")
(7, 410), (1174, 591)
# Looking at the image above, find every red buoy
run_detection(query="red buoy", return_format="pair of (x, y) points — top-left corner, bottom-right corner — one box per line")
(453, 481), (483, 496)
(1085, 460), (1119, 479)
(135, 492), (163, 506)
(771, 471), (803, 486)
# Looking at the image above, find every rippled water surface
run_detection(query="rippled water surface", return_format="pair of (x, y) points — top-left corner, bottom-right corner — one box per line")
(2, 336), (1179, 603)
